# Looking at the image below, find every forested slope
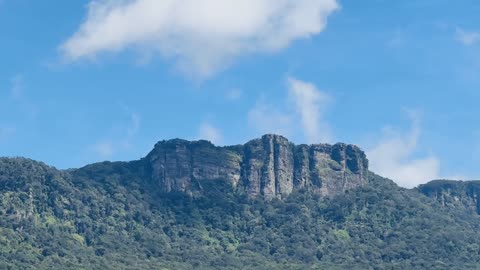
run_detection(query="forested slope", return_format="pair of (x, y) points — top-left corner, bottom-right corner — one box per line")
(1, 155), (480, 269)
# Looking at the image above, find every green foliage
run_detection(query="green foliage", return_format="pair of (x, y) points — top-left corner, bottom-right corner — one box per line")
(1, 158), (480, 269)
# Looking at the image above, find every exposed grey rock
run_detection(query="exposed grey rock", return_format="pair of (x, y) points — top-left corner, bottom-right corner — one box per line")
(241, 135), (295, 199)
(293, 145), (310, 189)
(147, 139), (242, 195)
(145, 134), (369, 199)
(273, 135), (294, 198)
(419, 180), (480, 214)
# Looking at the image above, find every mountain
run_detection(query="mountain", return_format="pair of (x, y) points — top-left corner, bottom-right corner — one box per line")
(418, 180), (480, 214)
(146, 134), (368, 198)
(1, 134), (480, 270)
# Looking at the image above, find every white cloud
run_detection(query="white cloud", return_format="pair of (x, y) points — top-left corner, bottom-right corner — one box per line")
(367, 112), (440, 188)
(248, 101), (294, 137)
(288, 77), (332, 143)
(92, 141), (115, 158)
(198, 122), (223, 145)
(248, 77), (332, 143)
(61, 0), (339, 77)
(456, 28), (480, 46)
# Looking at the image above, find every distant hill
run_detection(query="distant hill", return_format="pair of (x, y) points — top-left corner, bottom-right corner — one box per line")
(1, 135), (480, 269)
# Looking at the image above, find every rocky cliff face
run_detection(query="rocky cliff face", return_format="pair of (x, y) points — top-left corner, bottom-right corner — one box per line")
(419, 180), (480, 214)
(145, 134), (369, 199)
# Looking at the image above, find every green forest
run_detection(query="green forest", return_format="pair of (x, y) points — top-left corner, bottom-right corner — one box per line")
(1, 157), (480, 270)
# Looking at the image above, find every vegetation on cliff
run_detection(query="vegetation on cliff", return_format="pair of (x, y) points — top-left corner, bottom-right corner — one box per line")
(1, 152), (480, 269)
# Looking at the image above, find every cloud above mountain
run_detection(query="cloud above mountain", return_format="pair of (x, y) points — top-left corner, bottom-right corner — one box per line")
(198, 122), (223, 145)
(456, 27), (480, 46)
(367, 112), (440, 188)
(61, 0), (339, 77)
(248, 77), (333, 144)
(288, 78), (333, 143)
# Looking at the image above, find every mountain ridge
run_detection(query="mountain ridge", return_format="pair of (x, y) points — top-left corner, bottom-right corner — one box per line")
(144, 134), (368, 199)
(2, 135), (480, 269)
(3, 134), (478, 202)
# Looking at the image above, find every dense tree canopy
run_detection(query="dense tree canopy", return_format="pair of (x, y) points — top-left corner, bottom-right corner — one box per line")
(1, 157), (480, 269)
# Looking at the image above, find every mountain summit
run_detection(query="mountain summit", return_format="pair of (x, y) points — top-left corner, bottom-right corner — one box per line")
(145, 134), (368, 199)
(1, 135), (480, 269)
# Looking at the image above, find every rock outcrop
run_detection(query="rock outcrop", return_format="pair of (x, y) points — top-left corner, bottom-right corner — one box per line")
(146, 139), (242, 193)
(145, 134), (369, 199)
(418, 180), (480, 214)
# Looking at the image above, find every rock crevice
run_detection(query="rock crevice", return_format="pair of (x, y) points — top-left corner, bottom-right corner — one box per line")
(146, 134), (369, 199)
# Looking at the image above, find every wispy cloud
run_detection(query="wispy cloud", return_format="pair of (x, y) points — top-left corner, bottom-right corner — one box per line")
(61, 0), (339, 77)
(288, 77), (332, 143)
(226, 88), (243, 101)
(198, 122), (223, 145)
(456, 27), (480, 46)
(92, 141), (115, 158)
(8, 74), (39, 119)
(10, 74), (24, 101)
(248, 77), (332, 143)
(248, 81), (460, 187)
(387, 29), (407, 48)
(367, 111), (440, 188)
(91, 104), (141, 159)
(248, 100), (294, 138)
(124, 108), (141, 145)
(0, 75), (26, 141)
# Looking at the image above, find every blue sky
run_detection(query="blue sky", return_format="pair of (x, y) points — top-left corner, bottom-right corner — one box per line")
(1, 0), (479, 187)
